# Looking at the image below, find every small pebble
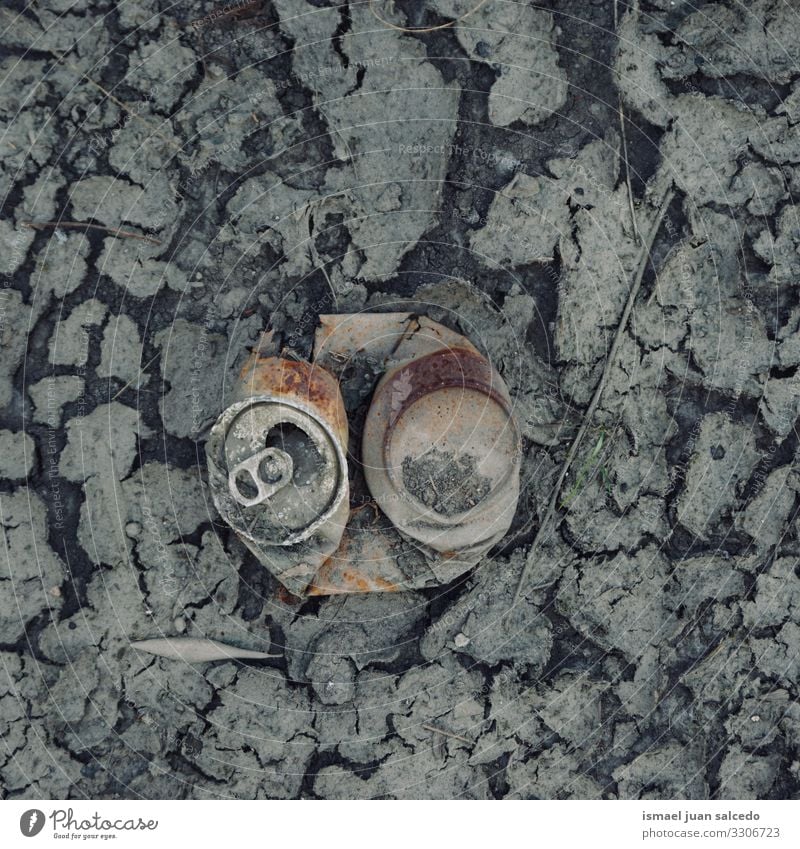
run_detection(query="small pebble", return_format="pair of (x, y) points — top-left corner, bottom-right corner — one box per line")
(173, 617), (187, 633)
(454, 633), (470, 648)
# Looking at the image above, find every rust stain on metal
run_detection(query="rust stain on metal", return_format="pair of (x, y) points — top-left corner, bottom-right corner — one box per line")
(206, 355), (350, 597)
(206, 312), (522, 596)
(237, 354), (348, 444)
(381, 346), (509, 427)
(363, 316), (521, 563)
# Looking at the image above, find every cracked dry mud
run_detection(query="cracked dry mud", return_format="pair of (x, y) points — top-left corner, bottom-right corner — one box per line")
(2, 0), (800, 800)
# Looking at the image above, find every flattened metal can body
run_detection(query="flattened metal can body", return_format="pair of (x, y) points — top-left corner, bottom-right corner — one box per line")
(206, 355), (350, 596)
(207, 314), (522, 596)
(363, 341), (521, 563)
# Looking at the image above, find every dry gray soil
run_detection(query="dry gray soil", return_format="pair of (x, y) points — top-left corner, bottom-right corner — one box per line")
(2, 0), (800, 799)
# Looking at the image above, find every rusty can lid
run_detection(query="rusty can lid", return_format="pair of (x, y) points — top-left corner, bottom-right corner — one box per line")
(363, 347), (521, 554)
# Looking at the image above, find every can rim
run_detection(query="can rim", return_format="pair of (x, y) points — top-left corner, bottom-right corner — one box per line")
(207, 394), (349, 547)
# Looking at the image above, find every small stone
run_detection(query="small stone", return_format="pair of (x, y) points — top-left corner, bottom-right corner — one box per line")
(125, 522), (142, 538)
(173, 616), (187, 633)
(454, 633), (470, 648)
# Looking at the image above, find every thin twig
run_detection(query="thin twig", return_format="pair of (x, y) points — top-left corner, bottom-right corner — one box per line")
(111, 352), (161, 401)
(54, 56), (180, 150)
(22, 220), (161, 246)
(72, 71), (179, 149)
(422, 723), (472, 744)
(559, 427), (607, 509)
(318, 262), (338, 304)
(316, 101), (363, 195)
(188, 0), (261, 29)
(618, 108), (640, 245)
(614, 0), (641, 245)
(369, 0), (490, 34)
(513, 186), (675, 603)
(14, 14), (180, 150)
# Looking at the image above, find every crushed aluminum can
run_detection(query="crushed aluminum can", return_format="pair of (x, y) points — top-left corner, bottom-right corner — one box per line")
(313, 313), (521, 593)
(362, 341), (521, 560)
(207, 313), (522, 596)
(205, 353), (350, 597)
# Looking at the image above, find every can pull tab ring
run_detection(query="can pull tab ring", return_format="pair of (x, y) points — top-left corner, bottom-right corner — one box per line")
(228, 447), (294, 508)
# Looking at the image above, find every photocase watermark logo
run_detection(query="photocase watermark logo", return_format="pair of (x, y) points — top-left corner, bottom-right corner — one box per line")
(15, 808), (160, 838)
(19, 810), (45, 837)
